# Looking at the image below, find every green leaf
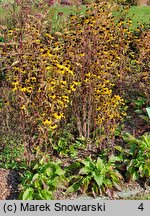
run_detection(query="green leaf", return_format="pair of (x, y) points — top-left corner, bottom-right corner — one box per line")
(82, 176), (91, 193)
(81, 159), (90, 167)
(146, 107), (150, 118)
(93, 173), (104, 187)
(134, 109), (143, 115)
(34, 180), (41, 189)
(32, 173), (39, 182)
(0, 36), (4, 42)
(141, 133), (150, 148)
(55, 167), (65, 176)
(67, 180), (82, 193)
(96, 157), (104, 170)
(22, 188), (34, 200)
(103, 178), (112, 187)
(139, 164), (144, 173)
(38, 190), (53, 200)
(109, 154), (122, 163)
(132, 172), (139, 181)
(79, 166), (92, 175)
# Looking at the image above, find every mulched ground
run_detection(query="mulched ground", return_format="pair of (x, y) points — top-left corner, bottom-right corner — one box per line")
(0, 168), (20, 200)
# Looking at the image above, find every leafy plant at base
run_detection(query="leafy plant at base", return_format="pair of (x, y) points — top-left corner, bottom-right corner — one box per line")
(67, 156), (123, 197)
(0, 138), (26, 170)
(53, 131), (86, 158)
(19, 156), (68, 200)
(146, 107), (150, 118)
(130, 95), (150, 124)
(116, 132), (150, 182)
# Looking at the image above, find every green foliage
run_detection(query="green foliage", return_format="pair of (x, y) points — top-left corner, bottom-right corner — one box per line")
(129, 95), (150, 124)
(0, 36), (4, 42)
(19, 156), (67, 200)
(67, 156), (123, 196)
(116, 132), (150, 181)
(146, 107), (150, 118)
(53, 132), (86, 158)
(0, 138), (26, 170)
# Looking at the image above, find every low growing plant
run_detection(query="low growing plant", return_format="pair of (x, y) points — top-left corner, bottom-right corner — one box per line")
(19, 156), (68, 200)
(116, 132), (150, 182)
(0, 137), (26, 170)
(67, 156), (123, 197)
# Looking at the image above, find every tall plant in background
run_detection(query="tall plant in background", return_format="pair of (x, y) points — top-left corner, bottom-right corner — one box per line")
(61, 2), (132, 149)
(0, 1), (75, 161)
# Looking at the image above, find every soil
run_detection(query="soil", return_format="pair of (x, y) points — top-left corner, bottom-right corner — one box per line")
(0, 168), (20, 200)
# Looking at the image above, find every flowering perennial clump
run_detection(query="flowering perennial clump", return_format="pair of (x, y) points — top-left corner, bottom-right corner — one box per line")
(59, 2), (133, 147)
(1, 1), (148, 156)
(0, 13), (75, 155)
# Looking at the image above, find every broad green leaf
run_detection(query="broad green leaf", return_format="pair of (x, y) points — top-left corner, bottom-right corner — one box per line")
(32, 173), (39, 182)
(45, 167), (52, 176)
(79, 167), (91, 175)
(134, 109), (143, 115)
(93, 173), (103, 187)
(141, 133), (150, 148)
(38, 190), (53, 200)
(103, 178), (112, 187)
(132, 172), (139, 181)
(34, 179), (41, 189)
(67, 180), (82, 193)
(81, 160), (90, 167)
(33, 164), (39, 170)
(96, 157), (104, 170)
(82, 176), (91, 193)
(139, 164), (144, 173)
(109, 155), (123, 163)
(146, 107), (150, 118)
(55, 167), (65, 176)
(22, 188), (34, 200)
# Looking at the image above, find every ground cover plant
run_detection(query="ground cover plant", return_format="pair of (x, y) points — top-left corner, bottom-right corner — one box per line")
(0, 0), (150, 200)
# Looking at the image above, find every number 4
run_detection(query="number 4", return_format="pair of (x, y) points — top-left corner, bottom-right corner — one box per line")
(138, 203), (144, 211)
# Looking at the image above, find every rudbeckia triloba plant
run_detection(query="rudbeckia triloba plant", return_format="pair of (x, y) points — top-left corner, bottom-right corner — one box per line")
(0, 2), (75, 159)
(1, 1), (145, 157)
(60, 2), (134, 149)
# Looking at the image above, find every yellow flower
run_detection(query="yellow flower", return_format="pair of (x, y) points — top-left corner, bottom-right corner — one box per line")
(56, 64), (74, 75)
(85, 72), (91, 77)
(53, 113), (64, 120)
(51, 94), (56, 99)
(21, 105), (26, 110)
(26, 87), (33, 93)
(46, 66), (52, 70)
(45, 34), (54, 39)
(79, 53), (85, 57)
(43, 119), (52, 126)
(70, 84), (76, 91)
(50, 125), (57, 130)
(60, 80), (67, 85)
(20, 87), (27, 92)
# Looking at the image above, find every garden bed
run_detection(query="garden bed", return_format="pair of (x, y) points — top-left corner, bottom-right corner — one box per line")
(0, 1), (150, 200)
